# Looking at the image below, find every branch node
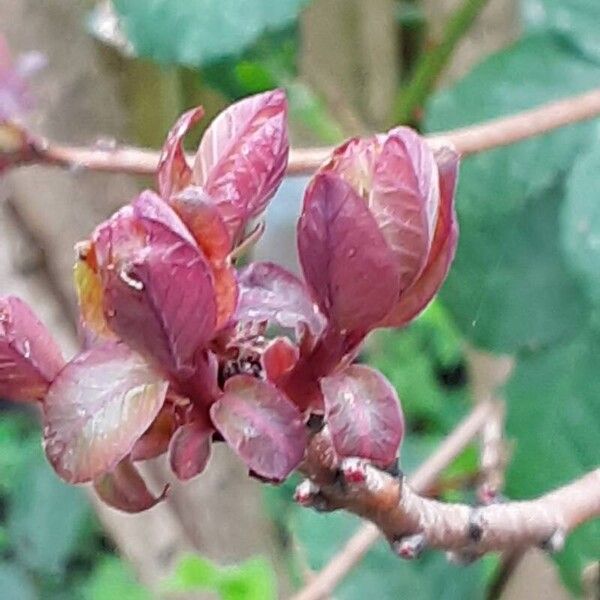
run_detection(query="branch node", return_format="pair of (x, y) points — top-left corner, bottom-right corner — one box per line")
(384, 457), (403, 479)
(540, 528), (566, 554)
(467, 508), (484, 543)
(477, 484), (506, 505)
(340, 458), (369, 485)
(391, 533), (427, 560)
(294, 479), (321, 508)
(446, 550), (480, 565)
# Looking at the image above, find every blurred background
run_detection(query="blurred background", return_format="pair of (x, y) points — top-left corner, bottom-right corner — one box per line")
(1, 0), (599, 598)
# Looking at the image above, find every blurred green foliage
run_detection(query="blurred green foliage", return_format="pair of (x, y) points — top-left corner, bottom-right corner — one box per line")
(164, 553), (277, 599)
(113, 0), (311, 68)
(0, 411), (149, 600)
(426, 4), (600, 591)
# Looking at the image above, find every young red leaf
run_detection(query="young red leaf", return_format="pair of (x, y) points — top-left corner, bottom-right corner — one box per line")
(169, 186), (232, 264)
(94, 459), (168, 513)
(378, 144), (459, 327)
(93, 196), (218, 376)
(236, 262), (326, 336)
(130, 403), (178, 462)
(0, 296), (64, 402)
(43, 342), (168, 483)
(193, 89), (289, 238)
(320, 364), (404, 467)
(298, 173), (400, 332)
(169, 418), (213, 481)
(174, 349), (221, 408)
(262, 337), (299, 383)
(370, 128), (439, 289)
(73, 248), (114, 344)
(210, 375), (306, 481)
(157, 106), (204, 198)
(132, 189), (198, 246)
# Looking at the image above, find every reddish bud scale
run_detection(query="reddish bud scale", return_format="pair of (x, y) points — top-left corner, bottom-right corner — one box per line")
(298, 128), (459, 335)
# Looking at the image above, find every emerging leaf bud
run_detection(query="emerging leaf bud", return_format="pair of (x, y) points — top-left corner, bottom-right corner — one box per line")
(158, 89), (289, 245)
(298, 128), (459, 333)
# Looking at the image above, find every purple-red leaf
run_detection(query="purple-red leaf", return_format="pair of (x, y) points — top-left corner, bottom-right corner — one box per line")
(43, 342), (168, 483)
(320, 365), (404, 467)
(262, 337), (299, 384)
(298, 173), (400, 332)
(0, 296), (64, 402)
(236, 262), (325, 336)
(132, 189), (198, 246)
(157, 106), (204, 198)
(93, 195), (218, 376)
(94, 459), (168, 513)
(193, 90), (289, 238)
(370, 128), (439, 289)
(131, 404), (178, 462)
(210, 375), (306, 481)
(378, 144), (459, 327)
(169, 418), (213, 481)
(169, 186), (232, 264)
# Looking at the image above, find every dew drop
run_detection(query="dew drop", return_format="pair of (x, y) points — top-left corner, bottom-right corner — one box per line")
(94, 137), (118, 151)
(119, 268), (144, 291)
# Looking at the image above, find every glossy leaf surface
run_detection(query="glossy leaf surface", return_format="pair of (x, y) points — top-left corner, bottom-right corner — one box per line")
(262, 337), (299, 383)
(298, 173), (399, 332)
(169, 419), (213, 481)
(157, 107), (204, 198)
(194, 90), (288, 236)
(94, 195), (217, 375)
(236, 261), (325, 335)
(169, 186), (232, 263)
(0, 296), (64, 402)
(131, 404), (178, 461)
(321, 365), (404, 467)
(210, 375), (306, 481)
(379, 145), (459, 327)
(43, 343), (168, 483)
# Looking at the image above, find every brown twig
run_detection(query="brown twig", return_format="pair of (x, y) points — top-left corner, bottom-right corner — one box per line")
(293, 425), (600, 600)
(477, 400), (507, 503)
(290, 401), (495, 600)
(3, 89), (600, 177)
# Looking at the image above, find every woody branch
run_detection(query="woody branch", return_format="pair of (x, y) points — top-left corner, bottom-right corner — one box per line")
(2, 88), (600, 175)
(296, 426), (600, 561)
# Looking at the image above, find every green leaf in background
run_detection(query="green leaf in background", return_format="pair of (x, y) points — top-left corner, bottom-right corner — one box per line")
(202, 26), (346, 143)
(426, 33), (600, 221)
(113, 0), (311, 68)
(291, 509), (486, 600)
(425, 33), (600, 353)
(560, 131), (600, 305)
(0, 563), (37, 600)
(366, 301), (470, 432)
(80, 556), (150, 600)
(165, 553), (277, 600)
(7, 458), (90, 576)
(523, 0), (600, 62)
(440, 183), (589, 353)
(264, 437), (490, 599)
(504, 332), (600, 592)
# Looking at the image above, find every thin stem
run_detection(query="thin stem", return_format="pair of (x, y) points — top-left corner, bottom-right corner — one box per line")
(293, 429), (600, 600)
(3, 89), (600, 176)
(392, 0), (490, 125)
(290, 401), (495, 600)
